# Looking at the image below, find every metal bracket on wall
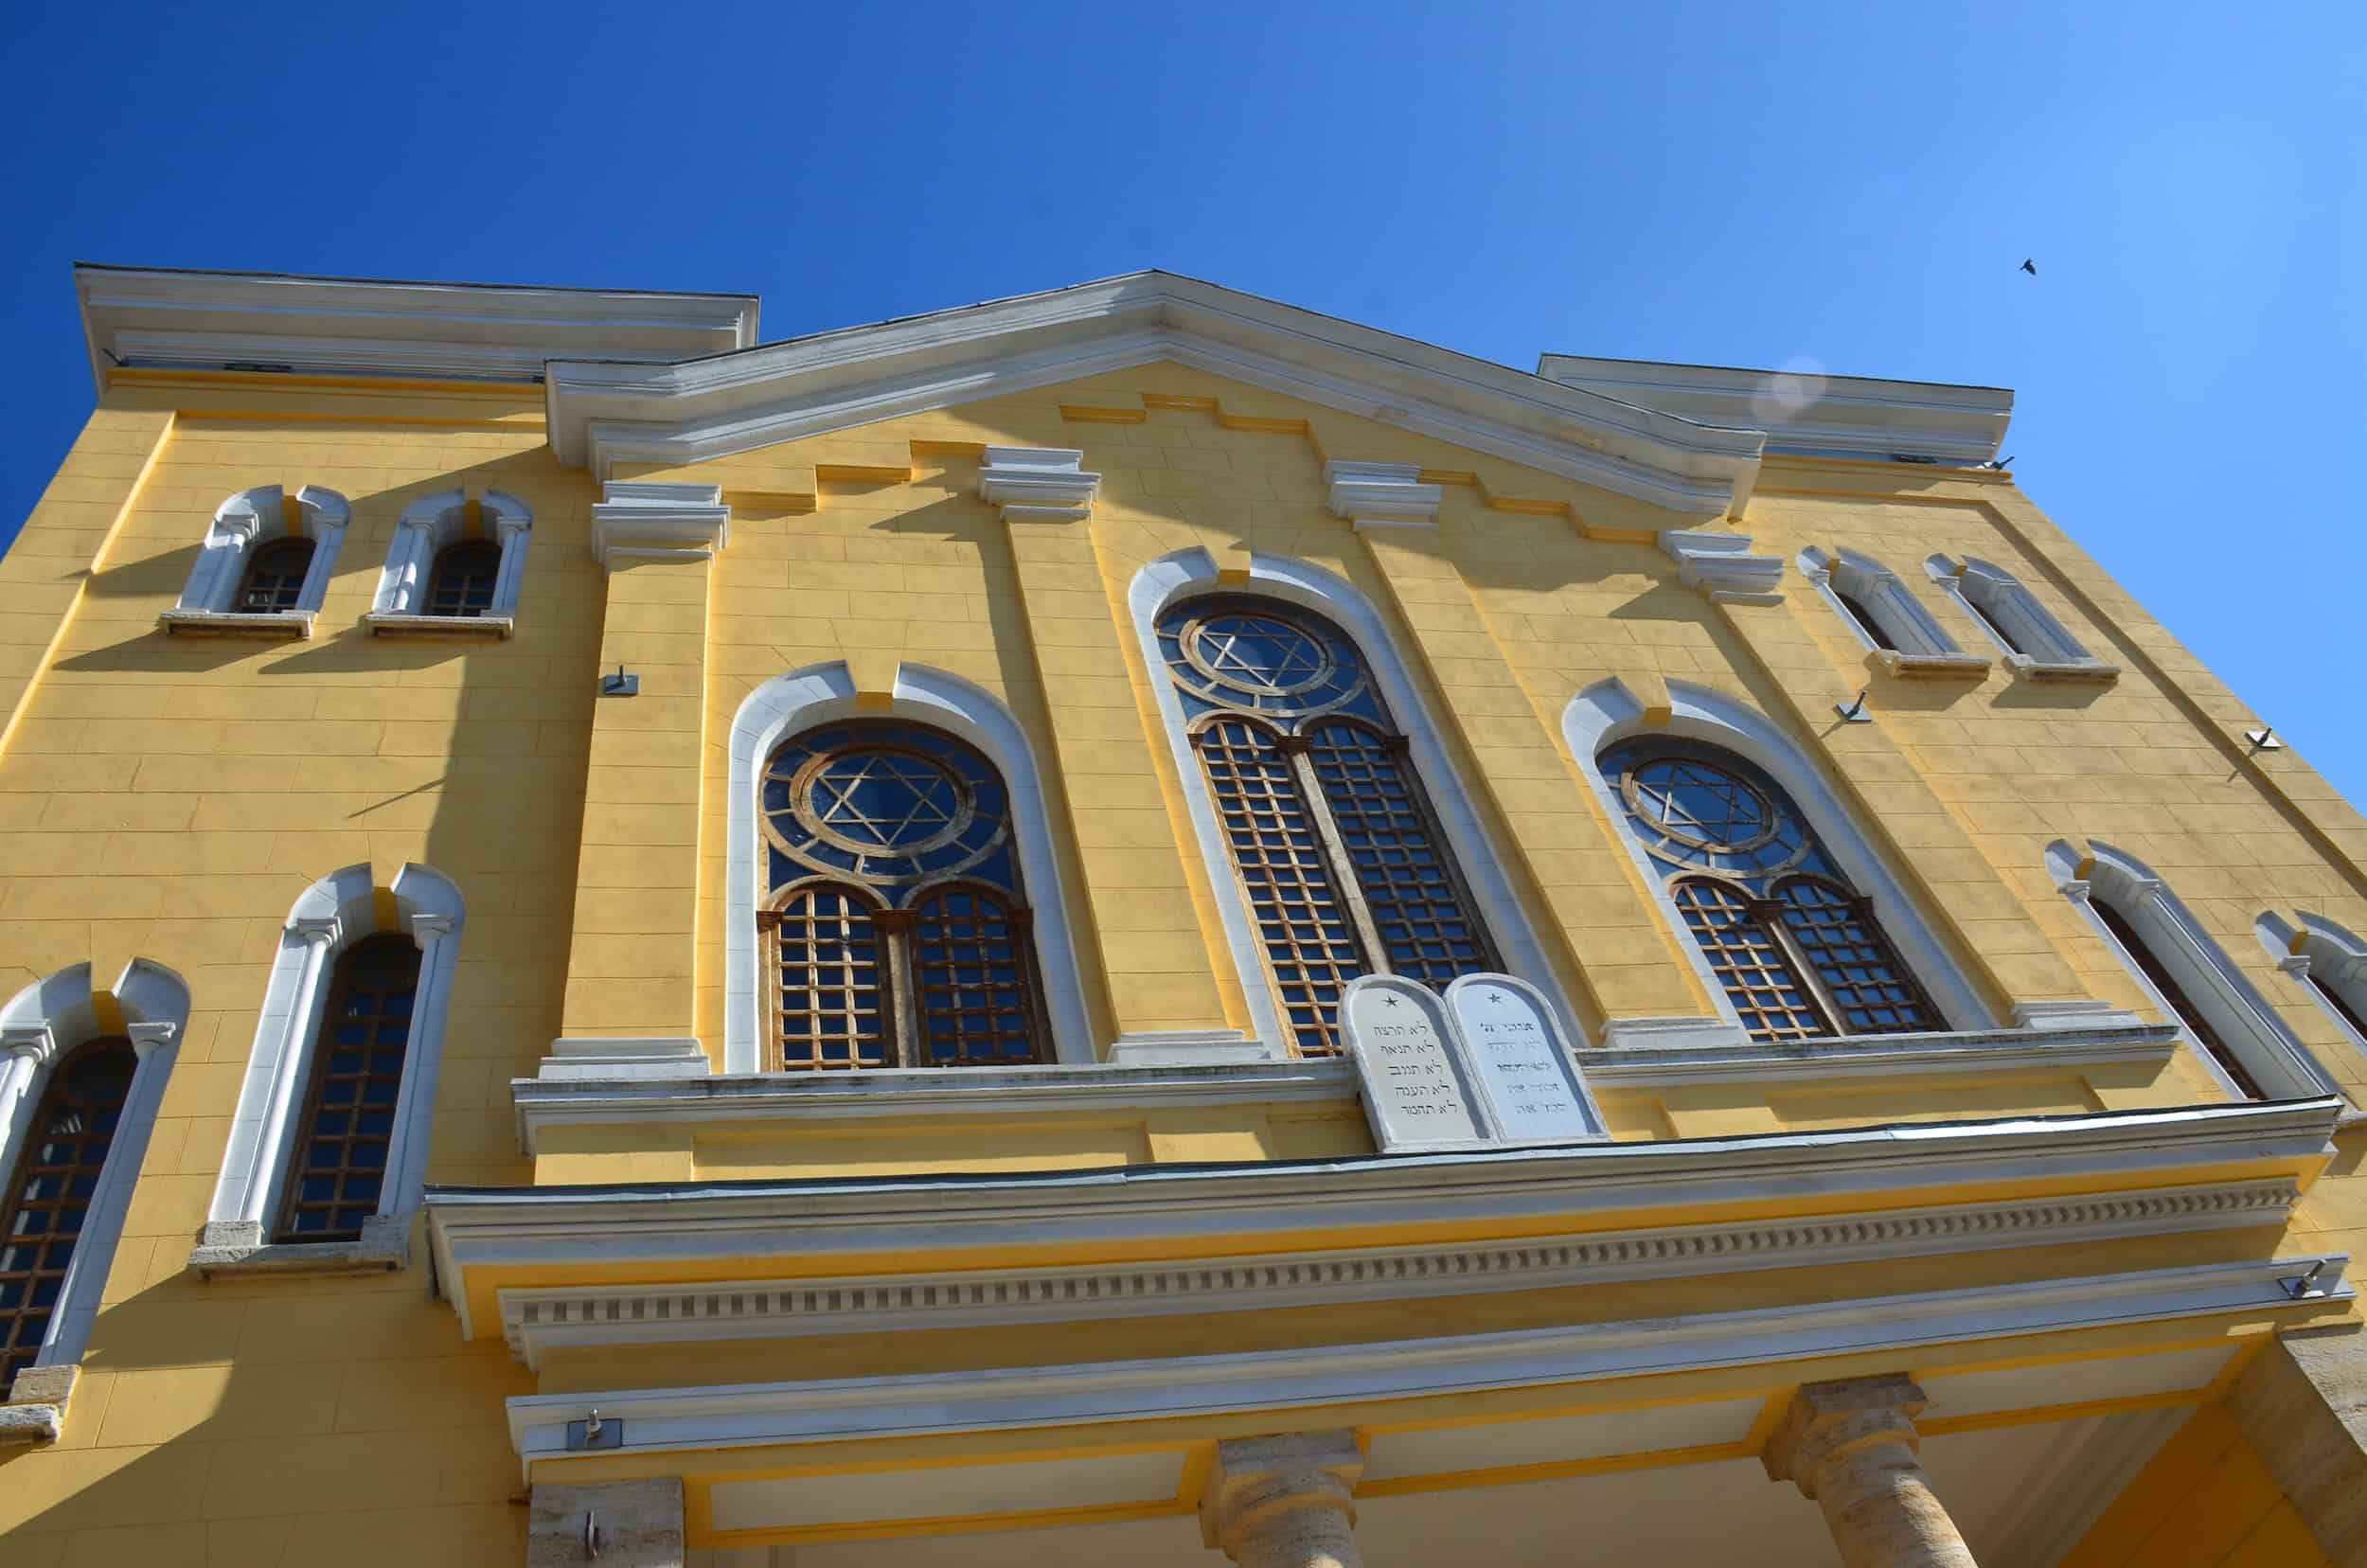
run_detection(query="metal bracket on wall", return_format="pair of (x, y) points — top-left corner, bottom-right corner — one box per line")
(566, 1408), (623, 1450)
(599, 665), (639, 698)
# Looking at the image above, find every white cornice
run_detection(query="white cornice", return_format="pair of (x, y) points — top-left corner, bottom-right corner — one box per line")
(977, 446), (1101, 520)
(1324, 460), (1443, 528)
(588, 481), (730, 568)
(1660, 528), (1787, 603)
(75, 264), (758, 389)
(432, 1098), (2344, 1340)
(503, 1256), (2348, 1465)
(504, 1024), (2183, 1152)
(1537, 353), (2013, 467)
(543, 272), (1768, 518)
(493, 1180), (2301, 1367)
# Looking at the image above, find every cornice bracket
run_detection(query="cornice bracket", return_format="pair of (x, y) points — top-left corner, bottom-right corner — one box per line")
(1325, 460), (1443, 530)
(590, 481), (731, 569)
(978, 446), (1100, 521)
(1661, 528), (1786, 603)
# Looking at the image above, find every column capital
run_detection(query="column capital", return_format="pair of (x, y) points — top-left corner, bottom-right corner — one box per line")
(3, 1025), (57, 1064)
(590, 480), (730, 569)
(1324, 460), (1440, 530)
(289, 915), (342, 949)
(407, 914), (458, 943)
(1762, 1373), (1928, 1496)
(979, 446), (1099, 521)
(1198, 1429), (1364, 1564)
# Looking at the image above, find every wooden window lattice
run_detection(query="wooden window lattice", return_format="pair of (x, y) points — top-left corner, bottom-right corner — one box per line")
(1772, 877), (1936, 1035)
(765, 885), (893, 1070)
(276, 935), (420, 1242)
(1303, 720), (1487, 989)
(0, 1040), (135, 1381)
(237, 537), (314, 613)
(911, 887), (1043, 1066)
(1672, 880), (1829, 1042)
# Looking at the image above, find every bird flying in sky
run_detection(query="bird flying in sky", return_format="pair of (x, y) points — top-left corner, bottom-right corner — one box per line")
(2020, 258), (2038, 276)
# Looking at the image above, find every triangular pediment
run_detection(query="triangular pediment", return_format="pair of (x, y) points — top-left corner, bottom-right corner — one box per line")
(545, 272), (1767, 518)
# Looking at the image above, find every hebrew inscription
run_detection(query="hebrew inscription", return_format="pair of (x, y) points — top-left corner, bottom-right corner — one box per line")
(1341, 974), (1489, 1151)
(1446, 973), (1610, 1144)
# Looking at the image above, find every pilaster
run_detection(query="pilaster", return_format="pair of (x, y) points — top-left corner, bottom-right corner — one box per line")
(562, 483), (730, 1048)
(980, 448), (1241, 1054)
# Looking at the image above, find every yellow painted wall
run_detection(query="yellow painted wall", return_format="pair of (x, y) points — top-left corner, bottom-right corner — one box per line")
(2061, 1403), (2334, 1567)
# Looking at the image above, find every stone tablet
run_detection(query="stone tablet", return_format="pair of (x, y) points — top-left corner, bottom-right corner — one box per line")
(1341, 974), (1489, 1152)
(1446, 973), (1611, 1145)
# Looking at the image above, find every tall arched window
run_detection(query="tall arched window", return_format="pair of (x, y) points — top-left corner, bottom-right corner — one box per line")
(1, 1039), (136, 1381)
(760, 721), (1052, 1071)
(237, 536), (317, 614)
(2086, 892), (2262, 1098)
(278, 935), (422, 1242)
(424, 540), (503, 617)
(1157, 596), (1496, 1056)
(1599, 739), (1938, 1041)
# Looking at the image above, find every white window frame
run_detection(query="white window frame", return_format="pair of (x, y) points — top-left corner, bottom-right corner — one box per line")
(365, 488), (532, 635)
(2258, 910), (2367, 1055)
(1565, 675), (1992, 1047)
(1130, 546), (1571, 1058)
(1926, 554), (2116, 677)
(192, 862), (464, 1275)
(2047, 840), (2333, 1100)
(158, 485), (348, 637)
(1797, 546), (1979, 665)
(0, 958), (186, 1381)
(723, 662), (1095, 1074)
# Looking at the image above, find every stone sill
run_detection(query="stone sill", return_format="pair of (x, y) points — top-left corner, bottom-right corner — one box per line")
(362, 611), (514, 638)
(0, 1363), (76, 1445)
(188, 1215), (411, 1280)
(1875, 650), (1992, 681)
(0, 1402), (62, 1445)
(157, 609), (312, 639)
(2013, 656), (2121, 685)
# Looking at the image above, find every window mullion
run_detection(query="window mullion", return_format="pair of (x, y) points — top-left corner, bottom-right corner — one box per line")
(1750, 897), (1842, 1037)
(1276, 733), (1388, 974)
(875, 908), (920, 1069)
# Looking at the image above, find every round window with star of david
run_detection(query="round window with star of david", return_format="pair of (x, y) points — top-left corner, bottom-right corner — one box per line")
(761, 722), (1015, 890)
(1600, 740), (1826, 885)
(1156, 597), (1378, 722)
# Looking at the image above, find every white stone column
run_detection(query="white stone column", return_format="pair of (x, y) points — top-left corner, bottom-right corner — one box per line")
(1199, 1430), (1365, 1568)
(233, 916), (341, 1230)
(0, 1027), (57, 1169)
(1763, 1376), (1978, 1568)
(183, 509), (260, 611)
(490, 514), (532, 614)
(388, 516), (439, 613)
(379, 913), (455, 1221)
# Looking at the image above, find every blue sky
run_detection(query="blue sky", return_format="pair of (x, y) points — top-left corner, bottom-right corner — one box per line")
(3, 3), (2360, 796)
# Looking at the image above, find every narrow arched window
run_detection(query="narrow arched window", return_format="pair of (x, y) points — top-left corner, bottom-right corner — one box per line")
(2089, 893), (2264, 1098)
(277, 935), (421, 1242)
(424, 540), (503, 618)
(1, 1039), (135, 1381)
(1832, 588), (1901, 652)
(759, 721), (1051, 1070)
(1158, 597), (1496, 1056)
(1601, 740), (1937, 1041)
(237, 537), (317, 614)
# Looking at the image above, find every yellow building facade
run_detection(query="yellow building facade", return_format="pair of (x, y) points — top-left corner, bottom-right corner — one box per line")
(0, 264), (2362, 1565)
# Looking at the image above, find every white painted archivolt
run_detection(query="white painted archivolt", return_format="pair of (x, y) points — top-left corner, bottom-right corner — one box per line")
(1798, 546), (1967, 659)
(1129, 547), (1568, 1056)
(161, 484), (349, 633)
(1565, 677), (1989, 1043)
(725, 662), (1094, 1073)
(2048, 840), (2333, 1100)
(199, 863), (464, 1264)
(367, 488), (533, 625)
(0, 959), (187, 1372)
(2257, 910), (2367, 1057)
(1927, 554), (2113, 675)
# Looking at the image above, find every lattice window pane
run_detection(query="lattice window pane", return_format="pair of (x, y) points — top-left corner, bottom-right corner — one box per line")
(1305, 721), (1486, 987)
(1672, 880), (1827, 1042)
(237, 538), (314, 613)
(0, 1041), (134, 1382)
(911, 888), (1045, 1066)
(1197, 717), (1365, 1056)
(1774, 879), (1936, 1035)
(276, 936), (419, 1243)
(769, 886), (891, 1070)
(425, 541), (502, 617)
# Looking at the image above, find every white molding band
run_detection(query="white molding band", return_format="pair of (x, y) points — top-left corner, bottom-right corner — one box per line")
(366, 488), (533, 627)
(542, 272), (1766, 516)
(492, 1179), (2299, 1367)
(1659, 529), (1786, 603)
(194, 862), (464, 1274)
(1126, 547), (1571, 1057)
(2050, 841), (2336, 1101)
(502, 1256), (2346, 1465)
(504, 1020), (2183, 1152)
(0, 960), (187, 1370)
(976, 446), (1100, 519)
(1562, 675), (1994, 1039)
(721, 662), (1095, 1073)
(159, 484), (348, 637)
(1324, 460), (1442, 529)
(76, 263), (758, 387)
(589, 480), (730, 569)
(430, 1096), (2345, 1341)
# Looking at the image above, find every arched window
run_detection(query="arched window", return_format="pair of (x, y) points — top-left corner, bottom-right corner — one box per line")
(1798, 547), (1966, 661)
(1832, 587), (1900, 651)
(1157, 596), (1496, 1056)
(759, 721), (1051, 1070)
(424, 540), (503, 617)
(2087, 893), (2261, 1098)
(1927, 555), (2111, 676)
(1600, 739), (1938, 1041)
(276, 935), (422, 1242)
(237, 537), (317, 614)
(0, 1039), (135, 1381)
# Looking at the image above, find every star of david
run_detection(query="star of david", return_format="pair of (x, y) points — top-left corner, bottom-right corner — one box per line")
(809, 753), (960, 848)
(1638, 764), (1767, 845)
(1201, 618), (1324, 689)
